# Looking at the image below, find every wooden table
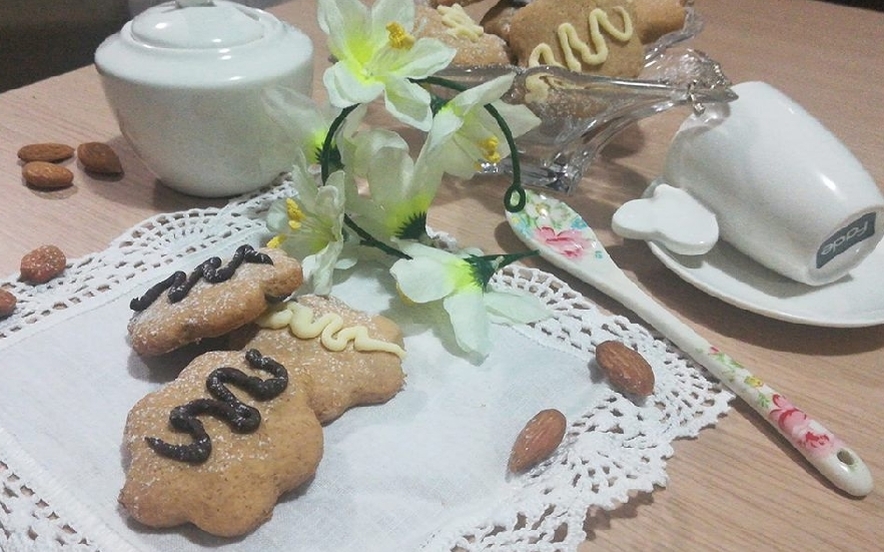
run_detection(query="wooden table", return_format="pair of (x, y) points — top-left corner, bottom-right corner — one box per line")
(1, 0), (882, 549)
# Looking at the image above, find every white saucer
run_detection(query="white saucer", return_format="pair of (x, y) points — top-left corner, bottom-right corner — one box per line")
(647, 238), (884, 327)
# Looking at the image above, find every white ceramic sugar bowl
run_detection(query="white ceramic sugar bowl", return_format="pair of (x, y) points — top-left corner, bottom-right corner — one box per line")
(95, 0), (314, 197)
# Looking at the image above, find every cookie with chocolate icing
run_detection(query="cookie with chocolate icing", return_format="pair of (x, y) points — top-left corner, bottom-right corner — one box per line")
(119, 349), (323, 536)
(232, 294), (407, 424)
(127, 245), (303, 357)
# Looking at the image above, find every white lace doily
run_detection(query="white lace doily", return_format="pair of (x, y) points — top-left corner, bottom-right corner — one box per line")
(0, 180), (733, 552)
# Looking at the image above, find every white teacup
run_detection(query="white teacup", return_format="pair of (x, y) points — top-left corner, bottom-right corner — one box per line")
(615, 81), (884, 286)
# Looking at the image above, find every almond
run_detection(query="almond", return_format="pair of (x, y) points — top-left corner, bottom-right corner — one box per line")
(77, 142), (123, 175)
(508, 408), (567, 473)
(17, 142), (75, 163)
(20, 245), (67, 284)
(595, 340), (655, 397)
(22, 161), (74, 189)
(0, 289), (16, 318)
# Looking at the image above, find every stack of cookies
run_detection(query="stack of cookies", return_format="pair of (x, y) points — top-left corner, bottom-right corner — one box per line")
(119, 245), (407, 536)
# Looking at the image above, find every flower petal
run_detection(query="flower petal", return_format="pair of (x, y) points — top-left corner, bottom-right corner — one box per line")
(266, 198), (293, 234)
(305, 240), (344, 295)
(390, 257), (457, 302)
(396, 241), (461, 263)
(318, 0), (370, 60)
(370, 0), (414, 34)
(450, 73), (515, 115)
(389, 37), (456, 80)
(423, 109), (464, 156)
(382, 77), (434, 130)
(432, 139), (484, 179)
(492, 101), (542, 142)
(343, 127), (408, 178)
(483, 289), (550, 324)
(443, 290), (491, 356)
(324, 63), (384, 108)
(262, 86), (332, 162)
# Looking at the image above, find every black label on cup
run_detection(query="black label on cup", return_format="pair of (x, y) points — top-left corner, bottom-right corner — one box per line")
(816, 212), (877, 268)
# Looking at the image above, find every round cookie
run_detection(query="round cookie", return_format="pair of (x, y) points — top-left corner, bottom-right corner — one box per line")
(234, 294), (407, 424)
(415, 4), (511, 67)
(508, 0), (645, 78)
(119, 349), (324, 536)
(127, 245), (303, 357)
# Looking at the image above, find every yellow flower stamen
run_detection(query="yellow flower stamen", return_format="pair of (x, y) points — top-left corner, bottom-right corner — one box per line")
(286, 197), (306, 231)
(386, 22), (415, 50)
(267, 235), (286, 248)
(479, 136), (501, 164)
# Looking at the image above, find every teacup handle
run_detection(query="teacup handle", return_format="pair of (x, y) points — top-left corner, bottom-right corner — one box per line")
(612, 180), (719, 256)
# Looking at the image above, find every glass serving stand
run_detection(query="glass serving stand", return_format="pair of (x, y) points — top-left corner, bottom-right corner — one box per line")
(436, 8), (736, 194)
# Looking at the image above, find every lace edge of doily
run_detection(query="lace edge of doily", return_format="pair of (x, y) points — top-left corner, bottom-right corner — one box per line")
(415, 266), (733, 552)
(0, 427), (141, 552)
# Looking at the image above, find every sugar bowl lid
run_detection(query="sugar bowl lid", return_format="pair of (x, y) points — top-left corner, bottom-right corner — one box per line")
(131, 0), (265, 49)
(95, 0), (313, 87)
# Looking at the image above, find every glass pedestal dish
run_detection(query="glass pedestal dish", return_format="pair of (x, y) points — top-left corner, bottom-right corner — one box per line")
(437, 8), (736, 193)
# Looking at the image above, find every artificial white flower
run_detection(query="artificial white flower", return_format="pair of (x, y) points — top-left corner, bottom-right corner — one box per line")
(317, 0), (456, 130)
(345, 139), (444, 243)
(266, 157), (355, 295)
(340, 126), (409, 179)
(423, 74), (541, 179)
(263, 87), (338, 165)
(263, 88), (372, 174)
(390, 241), (549, 356)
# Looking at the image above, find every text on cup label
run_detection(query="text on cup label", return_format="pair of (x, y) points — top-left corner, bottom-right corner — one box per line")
(816, 212), (877, 268)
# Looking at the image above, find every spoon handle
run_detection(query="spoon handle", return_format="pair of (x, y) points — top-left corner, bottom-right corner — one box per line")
(603, 269), (873, 497)
(506, 194), (872, 496)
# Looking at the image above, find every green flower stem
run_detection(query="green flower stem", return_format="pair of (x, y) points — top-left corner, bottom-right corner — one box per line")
(418, 75), (527, 213)
(320, 103), (359, 185)
(344, 214), (410, 259)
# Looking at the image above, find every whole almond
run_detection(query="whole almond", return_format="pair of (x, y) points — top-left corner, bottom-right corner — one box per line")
(77, 142), (123, 174)
(508, 408), (567, 473)
(595, 340), (655, 397)
(22, 161), (74, 189)
(17, 142), (75, 163)
(0, 289), (16, 318)
(20, 245), (67, 284)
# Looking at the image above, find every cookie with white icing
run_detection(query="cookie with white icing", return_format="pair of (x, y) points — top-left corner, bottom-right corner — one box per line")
(415, 4), (511, 67)
(508, 0), (645, 78)
(233, 294), (407, 424)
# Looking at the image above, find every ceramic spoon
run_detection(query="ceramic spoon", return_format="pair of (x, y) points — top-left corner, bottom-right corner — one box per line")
(506, 190), (873, 497)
